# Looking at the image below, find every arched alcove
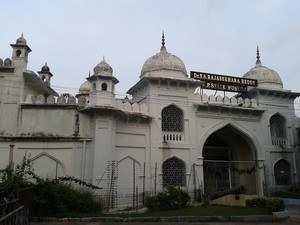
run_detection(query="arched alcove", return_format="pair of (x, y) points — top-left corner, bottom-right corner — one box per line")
(274, 159), (291, 185)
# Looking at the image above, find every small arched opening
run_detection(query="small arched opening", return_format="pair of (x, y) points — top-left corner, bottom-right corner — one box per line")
(274, 159), (291, 186)
(101, 83), (108, 91)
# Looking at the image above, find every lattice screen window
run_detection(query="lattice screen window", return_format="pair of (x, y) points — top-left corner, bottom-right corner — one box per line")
(274, 159), (291, 185)
(162, 157), (186, 186)
(161, 105), (183, 132)
(270, 114), (286, 138)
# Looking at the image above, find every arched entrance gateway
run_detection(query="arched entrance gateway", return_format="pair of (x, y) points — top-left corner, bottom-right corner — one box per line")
(202, 125), (258, 195)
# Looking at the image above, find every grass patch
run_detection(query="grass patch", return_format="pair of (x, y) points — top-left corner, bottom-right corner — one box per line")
(41, 205), (272, 218)
(131, 205), (272, 217)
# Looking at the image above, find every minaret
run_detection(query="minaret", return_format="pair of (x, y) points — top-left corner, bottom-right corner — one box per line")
(87, 57), (119, 107)
(10, 34), (32, 70)
(38, 63), (53, 86)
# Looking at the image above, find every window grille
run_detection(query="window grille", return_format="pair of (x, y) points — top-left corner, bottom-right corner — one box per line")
(162, 157), (186, 186)
(274, 159), (291, 185)
(270, 114), (285, 138)
(161, 105), (183, 132)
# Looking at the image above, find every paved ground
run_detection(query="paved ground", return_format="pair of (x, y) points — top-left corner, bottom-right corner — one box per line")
(30, 218), (300, 225)
(30, 206), (300, 225)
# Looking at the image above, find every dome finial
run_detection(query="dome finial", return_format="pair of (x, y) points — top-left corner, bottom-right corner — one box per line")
(162, 31), (165, 47)
(256, 46), (262, 66)
(160, 31), (167, 52)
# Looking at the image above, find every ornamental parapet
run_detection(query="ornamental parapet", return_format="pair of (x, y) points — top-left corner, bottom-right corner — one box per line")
(116, 100), (148, 115)
(23, 94), (77, 105)
(23, 95), (149, 115)
(196, 94), (258, 108)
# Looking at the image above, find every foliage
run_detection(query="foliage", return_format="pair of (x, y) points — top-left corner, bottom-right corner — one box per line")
(146, 186), (190, 211)
(137, 205), (271, 217)
(33, 180), (102, 216)
(0, 154), (34, 198)
(271, 191), (300, 199)
(53, 176), (100, 190)
(0, 154), (102, 216)
(246, 197), (284, 212)
(271, 184), (300, 199)
(289, 184), (300, 193)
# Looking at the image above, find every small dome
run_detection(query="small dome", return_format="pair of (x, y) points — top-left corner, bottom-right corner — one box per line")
(4, 58), (12, 66)
(140, 33), (187, 79)
(93, 58), (113, 76)
(0, 58), (3, 66)
(41, 63), (50, 72)
(16, 34), (27, 45)
(243, 48), (283, 90)
(79, 80), (91, 94)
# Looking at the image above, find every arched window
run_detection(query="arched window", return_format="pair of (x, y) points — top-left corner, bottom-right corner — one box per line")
(16, 49), (22, 57)
(162, 157), (186, 186)
(274, 159), (291, 185)
(270, 114), (286, 138)
(161, 105), (183, 132)
(101, 83), (107, 91)
(93, 83), (96, 91)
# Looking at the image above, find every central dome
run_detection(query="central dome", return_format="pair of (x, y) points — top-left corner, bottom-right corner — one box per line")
(243, 48), (283, 90)
(140, 34), (187, 79)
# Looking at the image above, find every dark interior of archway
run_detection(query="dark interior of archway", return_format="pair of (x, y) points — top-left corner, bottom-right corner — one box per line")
(203, 125), (253, 161)
(203, 134), (230, 160)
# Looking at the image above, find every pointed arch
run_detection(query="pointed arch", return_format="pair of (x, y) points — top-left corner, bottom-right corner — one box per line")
(162, 156), (186, 186)
(200, 121), (261, 194)
(161, 104), (184, 132)
(274, 158), (291, 185)
(118, 155), (141, 167)
(198, 120), (261, 159)
(270, 113), (287, 146)
(270, 113), (286, 138)
(116, 155), (143, 198)
(30, 152), (65, 178)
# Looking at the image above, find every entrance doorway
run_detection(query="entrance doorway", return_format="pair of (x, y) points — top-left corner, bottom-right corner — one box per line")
(203, 125), (257, 195)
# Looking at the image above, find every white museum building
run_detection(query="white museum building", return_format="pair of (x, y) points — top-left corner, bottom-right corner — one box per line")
(1, 34), (300, 209)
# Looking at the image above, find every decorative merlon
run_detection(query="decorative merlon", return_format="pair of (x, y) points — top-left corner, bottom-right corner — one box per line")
(196, 94), (258, 108)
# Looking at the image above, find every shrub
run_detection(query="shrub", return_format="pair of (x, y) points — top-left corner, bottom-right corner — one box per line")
(0, 154), (34, 199)
(246, 197), (284, 212)
(0, 154), (102, 216)
(271, 191), (300, 199)
(33, 180), (102, 216)
(146, 186), (190, 211)
(289, 184), (300, 193)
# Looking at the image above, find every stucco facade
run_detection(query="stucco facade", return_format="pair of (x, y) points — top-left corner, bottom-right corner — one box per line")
(1, 34), (300, 209)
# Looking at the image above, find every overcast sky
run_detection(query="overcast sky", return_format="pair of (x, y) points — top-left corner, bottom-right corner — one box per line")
(1, 0), (300, 113)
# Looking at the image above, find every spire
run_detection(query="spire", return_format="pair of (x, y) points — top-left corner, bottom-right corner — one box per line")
(160, 31), (167, 52)
(256, 46), (262, 66)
